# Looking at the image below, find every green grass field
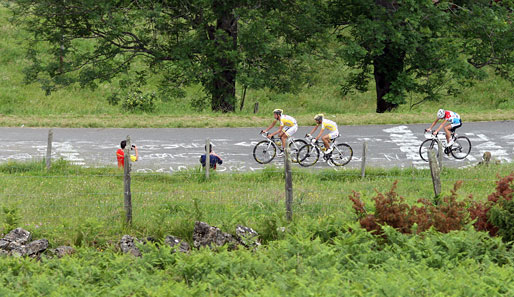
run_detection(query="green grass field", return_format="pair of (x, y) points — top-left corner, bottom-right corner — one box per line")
(1, 160), (513, 245)
(1, 160), (514, 296)
(1, 5), (513, 128)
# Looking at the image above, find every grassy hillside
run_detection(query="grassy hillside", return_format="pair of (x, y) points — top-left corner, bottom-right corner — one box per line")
(0, 4), (513, 128)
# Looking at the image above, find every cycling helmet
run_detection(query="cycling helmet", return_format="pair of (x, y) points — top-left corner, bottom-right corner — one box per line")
(437, 109), (445, 119)
(314, 114), (324, 122)
(273, 109), (283, 115)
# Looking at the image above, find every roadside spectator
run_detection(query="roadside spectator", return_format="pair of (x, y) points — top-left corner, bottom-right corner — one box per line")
(116, 140), (138, 168)
(200, 145), (223, 170)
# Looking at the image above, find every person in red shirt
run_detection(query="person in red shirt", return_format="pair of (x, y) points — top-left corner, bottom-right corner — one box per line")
(116, 140), (138, 168)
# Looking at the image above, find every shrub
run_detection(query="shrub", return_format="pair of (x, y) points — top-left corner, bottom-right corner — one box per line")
(350, 181), (468, 235)
(489, 199), (514, 243)
(121, 90), (157, 112)
(468, 173), (514, 237)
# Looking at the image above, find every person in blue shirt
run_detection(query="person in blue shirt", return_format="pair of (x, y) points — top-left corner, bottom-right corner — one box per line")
(200, 145), (223, 169)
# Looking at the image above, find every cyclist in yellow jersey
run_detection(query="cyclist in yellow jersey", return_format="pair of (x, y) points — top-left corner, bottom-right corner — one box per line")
(307, 114), (339, 154)
(261, 109), (298, 156)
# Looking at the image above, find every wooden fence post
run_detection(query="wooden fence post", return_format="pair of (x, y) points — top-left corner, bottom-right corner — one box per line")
(46, 129), (53, 170)
(361, 142), (367, 178)
(437, 140), (443, 172)
(205, 139), (210, 180)
(253, 102), (259, 114)
(124, 135), (132, 225)
(428, 148), (441, 200)
(284, 145), (293, 222)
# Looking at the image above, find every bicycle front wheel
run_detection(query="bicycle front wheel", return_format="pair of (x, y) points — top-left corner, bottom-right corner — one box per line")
(450, 136), (471, 159)
(253, 140), (276, 164)
(288, 139), (308, 163)
(329, 143), (353, 166)
(297, 144), (320, 167)
(419, 139), (440, 162)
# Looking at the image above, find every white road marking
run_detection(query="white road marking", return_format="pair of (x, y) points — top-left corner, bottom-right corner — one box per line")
(383, 126), (426, 167)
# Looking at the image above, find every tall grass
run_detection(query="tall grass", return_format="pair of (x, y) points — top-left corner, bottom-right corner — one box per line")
(1, 160), (513, 246)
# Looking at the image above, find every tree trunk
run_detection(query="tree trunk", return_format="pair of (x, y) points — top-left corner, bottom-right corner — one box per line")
(373, 44), (405, 113)
(373, 0), (405, 113)
(209, 3), (238, 112)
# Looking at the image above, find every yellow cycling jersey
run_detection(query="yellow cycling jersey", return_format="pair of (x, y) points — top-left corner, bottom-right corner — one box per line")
(279, 115), (297, 127)
(321, 119), (338, 131)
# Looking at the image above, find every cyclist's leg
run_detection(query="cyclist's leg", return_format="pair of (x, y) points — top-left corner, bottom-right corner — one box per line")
(283, 125), (298, 148)
(282, 125), (298, 147)
(321, 134), (331, 150)
(450, 121), (462, 135)
(443, 123), (452, 143)
(448, 120), (462, 145)
(325, 131), (339, 153)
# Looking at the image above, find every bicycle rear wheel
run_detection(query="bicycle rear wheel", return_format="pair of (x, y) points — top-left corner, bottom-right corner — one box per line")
(329, 143), (353, 166)
(419, 139), (440, 162)
(253, 140), (276, 164)
(288, 139), (308, 163)
(297, 144), (320, 167)
(450, 136), (471, 159)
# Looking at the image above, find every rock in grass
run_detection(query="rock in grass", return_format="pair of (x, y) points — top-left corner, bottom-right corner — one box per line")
(235, 225), (260, 248)
(51, 246), (75, 258)
(119, 235), (142, 257)
(24, 239), (49, 257)
(193, 221), (238, 250)
(0, 228), (32, 250)
(164, 235), (190, 253)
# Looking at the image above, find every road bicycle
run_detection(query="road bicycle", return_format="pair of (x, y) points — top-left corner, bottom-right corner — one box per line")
(296, 136), (353, 167)
(253, 132), (308, 164)
(418, 131), (472, 162)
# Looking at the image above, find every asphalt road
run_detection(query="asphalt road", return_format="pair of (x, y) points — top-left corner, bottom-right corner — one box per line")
(0, 121), (513, 172)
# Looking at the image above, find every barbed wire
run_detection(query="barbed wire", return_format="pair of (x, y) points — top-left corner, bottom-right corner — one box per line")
(0, 170), (505, 182)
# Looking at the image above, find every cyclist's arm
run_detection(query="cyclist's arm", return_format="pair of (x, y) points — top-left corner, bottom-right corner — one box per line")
(427, 118), (439, 131)
(269, 125), (283, 137)
(308, 125), (319, 136)
(262, 120), (277, 133)
(434, 121), (449, 134)
(315, 128), (325, 141)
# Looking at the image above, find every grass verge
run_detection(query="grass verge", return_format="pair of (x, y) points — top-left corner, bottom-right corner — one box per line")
(1, 160), (513, 245)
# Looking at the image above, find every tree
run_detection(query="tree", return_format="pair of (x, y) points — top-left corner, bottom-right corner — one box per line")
(10, 0), (326, 112)
(328, 0), (513, 113)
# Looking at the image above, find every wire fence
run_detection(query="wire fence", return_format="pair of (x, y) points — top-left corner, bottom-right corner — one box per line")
(0, 131), (511, 237)
(0, 167), (507, 233)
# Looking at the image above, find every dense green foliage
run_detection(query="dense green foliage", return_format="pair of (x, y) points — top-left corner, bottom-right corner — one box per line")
(7, 0), (325, 112)
(329, 0), (514, 112)
(1, 223), (514, 296)
(0, 4), (513, 127)
(6, 0), (512, 113)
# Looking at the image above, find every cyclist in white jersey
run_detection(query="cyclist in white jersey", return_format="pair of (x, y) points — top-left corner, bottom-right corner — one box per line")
(425, 109), (462, 146)
(307, 114), (339, 154)
(261, 109), (298, 156)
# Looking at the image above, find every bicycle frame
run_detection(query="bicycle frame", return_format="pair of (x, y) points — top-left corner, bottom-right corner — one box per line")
(423, 132), (454, 148)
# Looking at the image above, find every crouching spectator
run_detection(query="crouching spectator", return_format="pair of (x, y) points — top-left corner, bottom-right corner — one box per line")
(200, 145), (223, 170)
(117, 140), (138, 168)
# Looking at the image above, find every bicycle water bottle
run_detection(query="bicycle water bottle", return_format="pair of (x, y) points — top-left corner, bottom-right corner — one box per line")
(275, 139), (282, 147)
